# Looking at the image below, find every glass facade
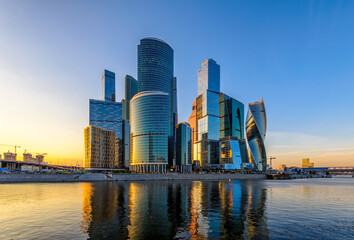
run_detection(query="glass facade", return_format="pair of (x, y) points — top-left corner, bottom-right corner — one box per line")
(138, 38), (175, 166)
(122, 75), (138, 121)
(89, 99), (122, 139)
(246, 97), (267, 171)
(102, 69), (116, 102)
(176, 122), (192, 172)
(130, 91), (170, 172)
(198, 59), (220, 95)
(188, 99), (198, 161)
(194, 59), (221, 167)
(220, 137), (248, 170)
(219, 93), (244, 139)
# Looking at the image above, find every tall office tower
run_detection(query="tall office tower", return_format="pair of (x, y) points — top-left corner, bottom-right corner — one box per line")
(188, 99), (198, 162)
(122, 75), (138, 120)
(195, 59), (221, 167)
(176, 122), (192, 173)
(84, 126), (116, 169)
(246, 97), (267, 171)
(89, 99), (123, 168)
(102, 69), (116, 102)
(219, 93), (244, 139)
(130, 91), (170, 173)
(121, 75), (138, 168)
(137, 37), (175, 167)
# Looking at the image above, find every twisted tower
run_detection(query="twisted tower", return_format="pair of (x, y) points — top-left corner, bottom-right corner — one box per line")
(246, 97), (267, 171)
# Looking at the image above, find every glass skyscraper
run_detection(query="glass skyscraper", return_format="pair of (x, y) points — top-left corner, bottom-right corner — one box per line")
(246, 97), (267, 171)
(195, 59), (221, 167)
(219, 93), (244, 139)
(130, 91), (170, 173)
(89, 99), (123, 139)
(176, 122), (192, 172)
(102, 69), (116, 102)
(137, 38), (176, 167)
(122, 75), (138, 121)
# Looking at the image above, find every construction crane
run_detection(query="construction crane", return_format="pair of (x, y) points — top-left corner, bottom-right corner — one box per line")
(0, 144), (21, 154)
(269, 156), (276, 169)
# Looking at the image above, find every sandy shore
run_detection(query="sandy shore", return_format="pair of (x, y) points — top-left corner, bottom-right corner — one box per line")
(0, 173), (266, 183)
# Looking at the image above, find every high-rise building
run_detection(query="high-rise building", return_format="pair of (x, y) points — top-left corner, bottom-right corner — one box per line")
(102, 69), (116, 102)
(194, 59), (221, 167)
(89, 99), (123, 139)
(130, 91), (170, 173)
(176, 122), (192, 172)
(89, 99), (123, 168)
(137, 37), (176, 167)
(188, 99), (198, 162)
(84, 125), (116, 169)
(219, 93), (244, 139)
(122, 75), (138, 121)
(121, 75), (138, 167)
(246, 97), (267, 171)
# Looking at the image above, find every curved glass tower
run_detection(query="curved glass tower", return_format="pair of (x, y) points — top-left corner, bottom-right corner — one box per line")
(137, 38), (175, 166)
(130, 91), (170, 172)
(246, 97), (267, 171)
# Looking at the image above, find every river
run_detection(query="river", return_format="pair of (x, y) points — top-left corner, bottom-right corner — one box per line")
(0, 176), (353, 239)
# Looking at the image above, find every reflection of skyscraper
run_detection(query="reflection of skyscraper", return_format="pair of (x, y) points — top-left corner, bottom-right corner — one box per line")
(195, 59), (221, 167)
(102, 69), (116, 102)
(246, 97), (267, 171)
(137, 38), (176, 167)
(81, 182), (129, 239)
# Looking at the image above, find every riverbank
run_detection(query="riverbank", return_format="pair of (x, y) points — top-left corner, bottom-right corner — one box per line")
(0, 173), (266, 183)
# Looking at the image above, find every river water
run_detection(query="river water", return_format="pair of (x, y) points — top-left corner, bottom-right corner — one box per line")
(0, 176), (353, 240)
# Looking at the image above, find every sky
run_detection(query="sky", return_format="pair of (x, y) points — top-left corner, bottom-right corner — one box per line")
(0, 0), (353, 168)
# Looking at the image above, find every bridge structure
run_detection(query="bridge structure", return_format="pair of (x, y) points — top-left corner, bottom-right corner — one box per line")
(0, 159), (83, 172)
(328, 166), (354, 175)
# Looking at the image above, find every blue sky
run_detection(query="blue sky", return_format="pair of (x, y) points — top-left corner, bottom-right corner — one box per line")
(0, 0), (353, 167)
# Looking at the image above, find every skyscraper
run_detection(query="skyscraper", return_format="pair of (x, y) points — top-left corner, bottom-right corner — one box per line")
(246, 97), (267, 171)
(219, 93), (244, 139)
(137, 37), (176, 167)
(130, 91), (170, 173)
(176, 122), (192, 172)
(195, 59), (221, 167)
(122, 75), (138, 121)
(102, 69), (116, 102)
(86, 69), (124, 169)
(89, 99), (122, 139)
(121, 75), (138, 168)
(188, 99), (198, 162)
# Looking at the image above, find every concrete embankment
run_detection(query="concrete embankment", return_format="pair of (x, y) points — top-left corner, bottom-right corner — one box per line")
(0, 173), (265, 183)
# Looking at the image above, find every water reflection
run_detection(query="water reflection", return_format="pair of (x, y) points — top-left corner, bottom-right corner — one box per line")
(81, 180), (268, 239)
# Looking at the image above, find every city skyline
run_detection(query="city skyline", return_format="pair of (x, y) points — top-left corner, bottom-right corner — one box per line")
(1, 1), (354, 167)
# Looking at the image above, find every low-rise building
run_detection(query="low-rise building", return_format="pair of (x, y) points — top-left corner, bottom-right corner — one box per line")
(302, 158), (314, 168)
(84, 125), (116, 169)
